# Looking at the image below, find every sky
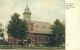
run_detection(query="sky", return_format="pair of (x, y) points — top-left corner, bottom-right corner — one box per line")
(0, 0), (65, 28)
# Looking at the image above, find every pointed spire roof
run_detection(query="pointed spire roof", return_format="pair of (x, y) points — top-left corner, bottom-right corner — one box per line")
(23, 0), (31, 14)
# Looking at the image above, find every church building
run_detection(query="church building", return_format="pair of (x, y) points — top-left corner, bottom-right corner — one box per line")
(23, 2), (52, 47)
(8, 1), (52, 47)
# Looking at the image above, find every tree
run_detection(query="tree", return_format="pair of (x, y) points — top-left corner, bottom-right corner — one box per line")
(0, 24), (4, 37)
(7, 13), (28, 45)
(50, 19), (65, 47)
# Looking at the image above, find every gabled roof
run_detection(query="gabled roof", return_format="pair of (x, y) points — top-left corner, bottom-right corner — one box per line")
(29, 21), (52, 34)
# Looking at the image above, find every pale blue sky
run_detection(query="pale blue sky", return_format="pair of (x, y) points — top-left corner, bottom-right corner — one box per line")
(0, 0), (65, 27)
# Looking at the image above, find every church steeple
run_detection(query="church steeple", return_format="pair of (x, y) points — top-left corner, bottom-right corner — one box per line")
(23, 0), (31, 14)
(23, 0), (31, 23)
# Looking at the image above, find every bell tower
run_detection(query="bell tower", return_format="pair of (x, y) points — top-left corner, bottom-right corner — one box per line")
(23, 0), (31, 23)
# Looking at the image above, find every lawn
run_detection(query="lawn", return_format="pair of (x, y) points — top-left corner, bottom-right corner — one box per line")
(0, 45), (65, 50)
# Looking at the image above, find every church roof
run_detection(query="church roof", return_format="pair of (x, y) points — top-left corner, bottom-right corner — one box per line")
(29, 21), (52, 34)
(31, 21), (51, 25)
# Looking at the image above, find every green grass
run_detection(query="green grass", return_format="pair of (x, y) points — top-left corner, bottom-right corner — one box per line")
(0, 45), (65, 50)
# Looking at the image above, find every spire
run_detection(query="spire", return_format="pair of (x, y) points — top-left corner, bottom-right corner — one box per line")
(24, 0), (31, 14)
(26, 0), (28, 8)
